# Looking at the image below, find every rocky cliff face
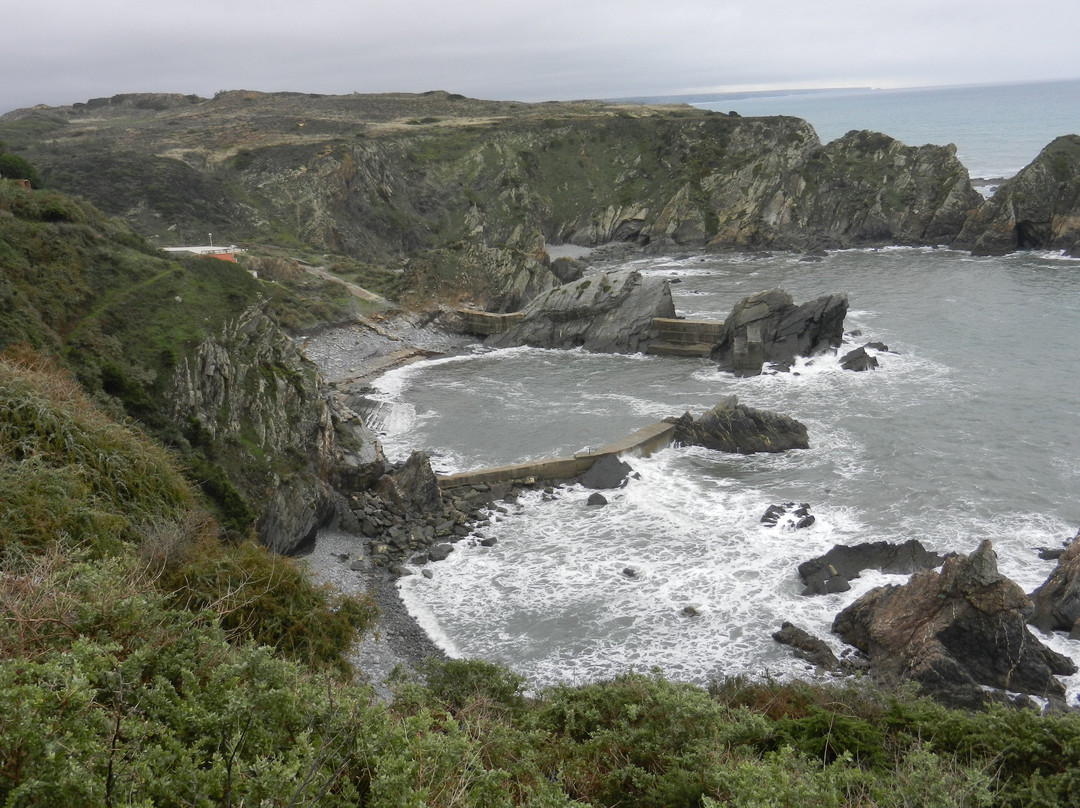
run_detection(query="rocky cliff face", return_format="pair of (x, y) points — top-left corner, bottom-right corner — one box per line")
(484, 268), (675, 353)
(170, 305), (385, 553)
(955, 135), (1080, 254)
(5, 92), (990, 310)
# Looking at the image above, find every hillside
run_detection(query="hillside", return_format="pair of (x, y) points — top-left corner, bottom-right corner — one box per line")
(2, 90), (985, 308)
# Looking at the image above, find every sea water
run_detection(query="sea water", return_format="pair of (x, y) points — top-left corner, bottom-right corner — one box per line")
(694, 79), (1080, 182)
(372, 247), (1080, 696)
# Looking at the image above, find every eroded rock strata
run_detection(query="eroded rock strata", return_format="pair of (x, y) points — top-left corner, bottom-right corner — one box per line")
(833, 540), (1077, 709)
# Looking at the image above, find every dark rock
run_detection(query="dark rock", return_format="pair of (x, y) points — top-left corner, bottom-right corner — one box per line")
(762, 502), (815, 529)
(667, 395), (809, 454)
(485, 268), (676, 354)
(956, 135), (1080, 254)
(428, 543), (453, 562)
(622, 567), (640, 579)
(709, 289), (848, 376)
(773, 621), (843, 672)
(799, 539), (946, 595)
(833, 540), (1077, 708)
(479, 537), (498, 547)
(550, 256), (585, 284)
(586, 492), (609, 506)
(581, 454), (635, 490)
(422, 569), (434, 580)
(373, 450), (443, 516)
(1038, 546), (1065, 561)
(681, 605), (701, 618)
(840, 346), (879, 371)
(863, 341), (890, 353)
(1029, 530), (1080, 632)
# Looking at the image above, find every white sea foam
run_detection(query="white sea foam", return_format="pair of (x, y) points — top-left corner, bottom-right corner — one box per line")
(387, 247), (1080, 700)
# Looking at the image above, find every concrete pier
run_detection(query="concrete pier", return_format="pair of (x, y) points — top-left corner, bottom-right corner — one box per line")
(436, 421), (676, 489)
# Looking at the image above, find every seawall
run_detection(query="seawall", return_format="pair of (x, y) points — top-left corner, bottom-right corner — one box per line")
(436, 421), (676, 489)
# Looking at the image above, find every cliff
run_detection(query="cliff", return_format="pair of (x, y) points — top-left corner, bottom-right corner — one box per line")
(0, 182), (383, 553)
(955, 135), (1080, 254)
(2, 91), (987, 309)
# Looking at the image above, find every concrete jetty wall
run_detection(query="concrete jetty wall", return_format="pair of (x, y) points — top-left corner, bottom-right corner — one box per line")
(437, 421), (676, 489)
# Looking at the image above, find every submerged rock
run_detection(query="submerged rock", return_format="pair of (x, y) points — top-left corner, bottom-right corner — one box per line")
(580, 454), (635, 490)
(709, 289), (848, 376)
(833, 540), (1077, 709)
(667, 395), (809, 454)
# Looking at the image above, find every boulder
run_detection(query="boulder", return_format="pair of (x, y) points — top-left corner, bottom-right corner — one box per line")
(839, 346), (879, 371)
(833, 540), (1077, 708)
(485, 268), (676, 354)
(1029, 529), (1080, 633)
(580, 454), (635, 490)
(799, 539), (946, 595)
(773, 622), (843, 672)
(666, 395), (809, 454)
(709, 289), (848, 376)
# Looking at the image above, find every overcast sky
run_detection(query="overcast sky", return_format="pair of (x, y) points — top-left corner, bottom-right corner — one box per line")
(3, 1), (1079, 114)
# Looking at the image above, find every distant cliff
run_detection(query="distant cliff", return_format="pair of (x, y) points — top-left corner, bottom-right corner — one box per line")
(955, 135), (1080, 254)
(2, 90), (989, 308)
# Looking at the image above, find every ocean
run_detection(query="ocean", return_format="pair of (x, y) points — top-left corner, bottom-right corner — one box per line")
(354, 81), (1080, 699)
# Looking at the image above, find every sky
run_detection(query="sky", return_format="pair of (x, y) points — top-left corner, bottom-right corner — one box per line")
(3, 0), (1080, 114)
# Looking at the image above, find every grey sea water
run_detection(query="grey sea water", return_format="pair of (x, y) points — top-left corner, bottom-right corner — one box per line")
(375, 247), (1080, 696)
(352, 80), (1080, 697)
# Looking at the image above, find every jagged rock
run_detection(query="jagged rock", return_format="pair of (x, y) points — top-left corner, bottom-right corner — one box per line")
(666, 395), (809, 454)
(1029, 529), (1080, 633)
(170, 305), (383, 554)
(957, 135), (1080, 254)
(773, 622), (843, 672)
(374, 451), (443, 516)
(761, 502), (815, 529)
(840, 346), (879, 371)
(709, 289), (848, 376)
(580, 455), (634, 490)
(833, 540), (1077, 708)
(484, 268), (676, 354)
(550, 256), (585, 284)
(799, 540), (946, 596)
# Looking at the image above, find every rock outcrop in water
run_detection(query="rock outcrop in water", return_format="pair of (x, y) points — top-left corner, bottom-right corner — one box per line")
(485, 268), (675, 353)
(956, 135), (1080, 255)
(1028, 529), (1080, 635)
(798, 540), (947, 596)
(709, 289), (848, 376)
(833, 540), (1077, 708)
(666, 395), (809, 454)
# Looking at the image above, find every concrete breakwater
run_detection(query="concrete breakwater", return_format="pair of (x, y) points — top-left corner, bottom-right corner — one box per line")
(436, 421), (676, 489)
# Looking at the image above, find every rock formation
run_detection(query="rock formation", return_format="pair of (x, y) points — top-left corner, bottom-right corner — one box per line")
(170, 305), (385, 553)
(1028, 529), (1080, 635)
(833, 540), (1077, 708)
(773, 622), (844, 673)
(956, 135), (1080, 255)
(485, 268), (675, 353)
(666, 395), (809, 454)
(709, 289), (848, 375)
(798, 540), (947, 596)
